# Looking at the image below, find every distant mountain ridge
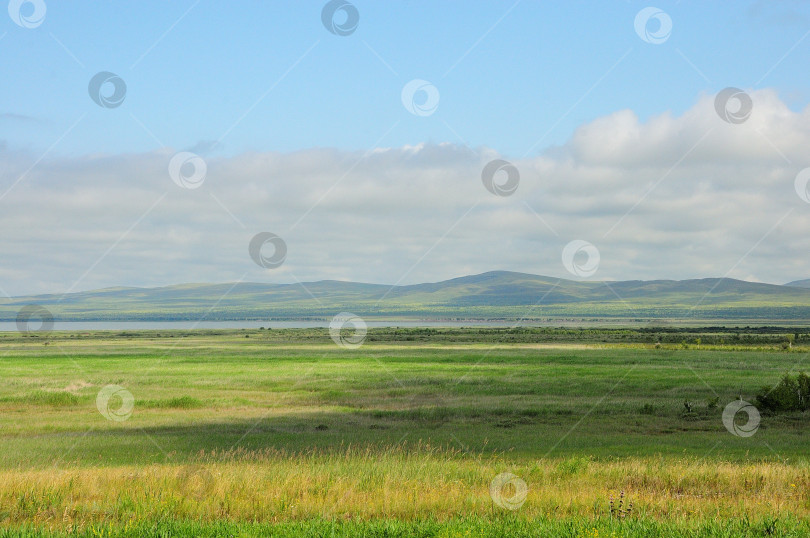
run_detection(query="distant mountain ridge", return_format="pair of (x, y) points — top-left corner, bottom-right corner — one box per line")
(3, 271), (810, 321)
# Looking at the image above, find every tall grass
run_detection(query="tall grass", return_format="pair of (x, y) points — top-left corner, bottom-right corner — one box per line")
(0, 447), (806, 527)
(0, 390), (81, 407)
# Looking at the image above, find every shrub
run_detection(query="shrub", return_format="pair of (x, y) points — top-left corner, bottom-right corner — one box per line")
(756, 373), (810, 412)
(639, 403), (657, 415)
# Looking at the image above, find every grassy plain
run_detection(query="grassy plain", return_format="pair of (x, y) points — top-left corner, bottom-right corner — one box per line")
(0, 328), (807, 536)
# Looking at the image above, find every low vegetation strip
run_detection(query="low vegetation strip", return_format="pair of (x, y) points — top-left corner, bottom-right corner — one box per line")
(1, 516), (807, 538)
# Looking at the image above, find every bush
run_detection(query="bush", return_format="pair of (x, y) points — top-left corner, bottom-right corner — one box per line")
(756, 372), (810, 412)
(639, 403), (657, 415)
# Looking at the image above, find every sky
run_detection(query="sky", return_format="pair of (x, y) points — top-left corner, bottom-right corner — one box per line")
(1, 0), (810, 295)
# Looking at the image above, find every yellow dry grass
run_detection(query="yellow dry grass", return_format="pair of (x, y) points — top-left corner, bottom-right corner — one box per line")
(2, 447), (807, 527)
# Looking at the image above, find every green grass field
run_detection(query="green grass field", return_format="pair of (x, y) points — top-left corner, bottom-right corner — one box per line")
(0, 328), (808, 536)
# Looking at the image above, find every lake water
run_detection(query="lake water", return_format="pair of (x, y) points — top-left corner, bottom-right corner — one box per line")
(0, 320), (537, 332)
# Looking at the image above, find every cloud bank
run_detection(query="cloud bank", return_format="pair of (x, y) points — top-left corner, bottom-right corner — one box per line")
(1, 89), (809, 296)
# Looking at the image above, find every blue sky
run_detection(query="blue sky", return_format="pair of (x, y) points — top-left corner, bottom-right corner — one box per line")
(2, 1), (810, 295)
(2, 1), (809, 158)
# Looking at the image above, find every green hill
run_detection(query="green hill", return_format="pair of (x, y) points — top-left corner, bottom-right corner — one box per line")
(3, 271), (810, 321)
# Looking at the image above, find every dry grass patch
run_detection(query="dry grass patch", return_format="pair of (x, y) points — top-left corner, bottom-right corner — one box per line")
(0, 448), (806, 527)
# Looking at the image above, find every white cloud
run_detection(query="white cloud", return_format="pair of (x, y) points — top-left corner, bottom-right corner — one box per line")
(1, 89), (809, 296)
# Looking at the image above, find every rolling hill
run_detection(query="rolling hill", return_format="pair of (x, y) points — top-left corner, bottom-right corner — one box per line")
(3, 271), (810, 321)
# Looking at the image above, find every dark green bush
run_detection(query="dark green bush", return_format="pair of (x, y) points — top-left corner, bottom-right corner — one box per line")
(756, 372), (810, 412)
(638, 403), (655, 415)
